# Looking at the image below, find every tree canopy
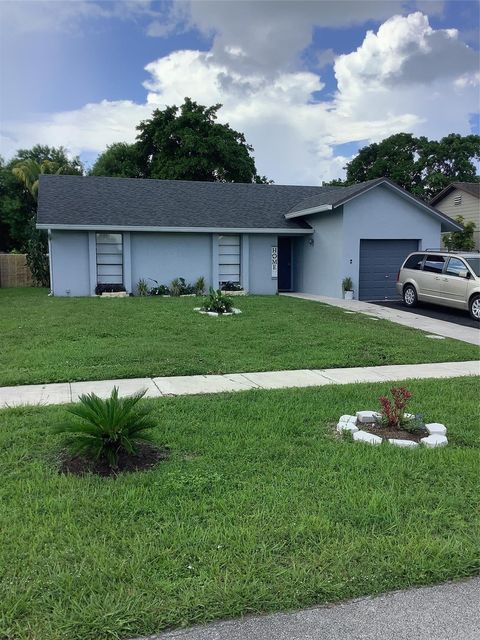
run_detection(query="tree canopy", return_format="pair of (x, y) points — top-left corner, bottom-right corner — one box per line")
(90, 98), (269, 183)
(443, 215), (476, 251)
(89, 142), (142, 179)
(1, 145), (83, 251)
(0, 146), (83, 285)
(329, 133), (480, 201)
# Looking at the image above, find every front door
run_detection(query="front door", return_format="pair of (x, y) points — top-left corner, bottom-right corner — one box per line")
(278, 237), (292, 291)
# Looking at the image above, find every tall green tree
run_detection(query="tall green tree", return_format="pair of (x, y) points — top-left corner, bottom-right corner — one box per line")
(89, 142), (141, 178)
(1, 145), (83, 286)
(443, 215), (476, 251)
(329, 133), (480, 201)
(91, 98), (269, 183)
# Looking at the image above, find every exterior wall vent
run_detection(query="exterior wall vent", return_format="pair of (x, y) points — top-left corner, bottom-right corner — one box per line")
(454, 194), (462, 206)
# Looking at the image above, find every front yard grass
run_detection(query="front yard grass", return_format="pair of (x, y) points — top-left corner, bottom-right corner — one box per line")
(1, 377), (479, 640)
(0, 288), (478, 386)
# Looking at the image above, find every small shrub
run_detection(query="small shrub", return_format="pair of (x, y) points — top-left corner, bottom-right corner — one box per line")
(202, 287), (234, 314)
(95, 283), (126, 295)
(379, 387), (413, 429)
(194, 276), (206, 296)
(149, 284), (170, 296)
(342, 276), (353, 292)
(170, 277), (195, 296)
(54, 387), (156, 469)
(220, 281), (243, 291)
(137, 278), (149, 296)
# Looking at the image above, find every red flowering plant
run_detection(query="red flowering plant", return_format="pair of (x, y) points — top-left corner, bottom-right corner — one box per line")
(378, 387), (412, 429)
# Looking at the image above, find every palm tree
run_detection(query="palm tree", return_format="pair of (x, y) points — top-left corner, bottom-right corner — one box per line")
(12, 158), (62, 202)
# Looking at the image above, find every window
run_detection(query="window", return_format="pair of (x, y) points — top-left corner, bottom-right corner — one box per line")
(423, 254), (446, 274)
(466, 258), (480, 277)
(218, 235), (241, 285)
(96, 233), (123, 284)
(403, 254), (425, 270)
(454, 194), (462, 206)
(445, 257), (468, 278)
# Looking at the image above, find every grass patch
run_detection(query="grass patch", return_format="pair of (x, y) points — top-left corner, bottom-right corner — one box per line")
(0, 288), (478, 386)
(0, 377), (479, 640)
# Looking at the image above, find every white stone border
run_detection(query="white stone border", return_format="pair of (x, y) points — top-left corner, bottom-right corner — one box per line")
(193, 307), (242, 317)
(336, 412), (448, 447)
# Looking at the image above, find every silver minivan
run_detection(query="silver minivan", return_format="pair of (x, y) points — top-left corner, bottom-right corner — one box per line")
(396, 251), (480, 320)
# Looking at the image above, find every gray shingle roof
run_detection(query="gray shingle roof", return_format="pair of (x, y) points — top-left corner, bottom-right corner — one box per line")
(430, 182), (480, 204)
(37, 175), (348, 230)
(287, 178), (384, 213)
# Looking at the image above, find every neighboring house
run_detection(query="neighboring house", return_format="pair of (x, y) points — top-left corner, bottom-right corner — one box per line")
(430, 182), (480, 250)
(37, 175), (461, 301)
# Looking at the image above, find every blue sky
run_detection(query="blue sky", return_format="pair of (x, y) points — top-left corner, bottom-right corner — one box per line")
(1, 0), (479, 184)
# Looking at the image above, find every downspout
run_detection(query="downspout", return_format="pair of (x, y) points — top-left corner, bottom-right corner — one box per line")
(47, 229), (54, 296)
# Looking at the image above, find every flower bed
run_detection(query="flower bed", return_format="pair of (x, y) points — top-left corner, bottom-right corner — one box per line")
(336, 387), (448, 447)
(336, 412), (448, 447)
(194, 288), (242, 317)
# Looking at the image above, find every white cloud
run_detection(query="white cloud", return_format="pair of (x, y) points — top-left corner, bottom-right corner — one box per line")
(174, 0), (411, 74)
(1, 10), (477, 185)
(333, 12), (479, 140)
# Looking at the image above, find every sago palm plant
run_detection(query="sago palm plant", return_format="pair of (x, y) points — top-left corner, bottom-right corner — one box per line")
(54, 387), (156, 468)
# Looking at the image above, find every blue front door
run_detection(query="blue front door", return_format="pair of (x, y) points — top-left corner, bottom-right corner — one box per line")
(278, 237), (292, 291)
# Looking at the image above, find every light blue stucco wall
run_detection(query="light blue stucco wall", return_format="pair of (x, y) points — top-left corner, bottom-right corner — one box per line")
(50, 230), (91, 296)
(342, 185), (441, 297)
(49, 230), (282, 296)
(293, 185), (442, 299)
(294, 209), (344, 297)
(248, 234), (278, 294)
(130, 232), (212, 291)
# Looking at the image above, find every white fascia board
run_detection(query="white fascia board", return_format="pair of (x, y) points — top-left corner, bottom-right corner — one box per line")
(37, 224), (314, 235)
(284, 204), (333, 219)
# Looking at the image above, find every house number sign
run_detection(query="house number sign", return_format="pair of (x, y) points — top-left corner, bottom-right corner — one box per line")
(271, 246), (278, 278)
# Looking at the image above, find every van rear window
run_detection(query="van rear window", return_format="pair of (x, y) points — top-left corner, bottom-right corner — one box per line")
(403, 254), (425, 270)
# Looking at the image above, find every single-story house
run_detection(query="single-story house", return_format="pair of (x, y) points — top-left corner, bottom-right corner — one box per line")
(430, 182), (480, 250)
(37, 175), (461, 300)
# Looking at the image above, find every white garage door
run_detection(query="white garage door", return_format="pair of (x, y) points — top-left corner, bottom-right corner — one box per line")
(219, 235), (241, 284)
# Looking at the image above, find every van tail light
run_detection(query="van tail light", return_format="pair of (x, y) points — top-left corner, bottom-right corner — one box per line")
(396, 271), (400, 282)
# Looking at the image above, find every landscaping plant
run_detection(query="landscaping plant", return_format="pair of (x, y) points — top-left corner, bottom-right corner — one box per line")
(137, 278), (149, 296)
(170, 277), (195, 296)
(220, 281), (243, 292)
(54, 387), (156, 469)
(202, 287), (234, 314)
(194, 276), (206, 296)
(342, 276), (353, 292)
(379, 386), (413, 428)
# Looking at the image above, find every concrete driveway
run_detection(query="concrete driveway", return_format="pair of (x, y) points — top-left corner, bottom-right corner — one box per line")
(133, 577), (480, 640)
(371, 300), (479, 329)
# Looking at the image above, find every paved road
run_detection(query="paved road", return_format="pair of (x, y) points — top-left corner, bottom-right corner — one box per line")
(134, 577), (480, 640)
(372, 299), (479, 329)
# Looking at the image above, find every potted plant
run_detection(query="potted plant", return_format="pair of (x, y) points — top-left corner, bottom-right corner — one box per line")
(342, 276), (354, 300)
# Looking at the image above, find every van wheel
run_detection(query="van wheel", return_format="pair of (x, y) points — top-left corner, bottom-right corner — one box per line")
(469, 295), (480, 321)
(403, 285), (417, 308)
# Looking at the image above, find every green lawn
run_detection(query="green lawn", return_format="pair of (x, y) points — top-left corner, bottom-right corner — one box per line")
(1, 377), (479, 640)
(0, 288), (478, 387)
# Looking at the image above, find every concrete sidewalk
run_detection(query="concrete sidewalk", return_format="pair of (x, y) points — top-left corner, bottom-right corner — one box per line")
(282, 293), (480, 345)
(134, 577), (480, 640)
(0, 360), (479, 408)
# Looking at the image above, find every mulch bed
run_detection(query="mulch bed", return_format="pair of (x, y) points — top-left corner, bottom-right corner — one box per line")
(59, 442), (170, 477)
(361, 422), (427, 442)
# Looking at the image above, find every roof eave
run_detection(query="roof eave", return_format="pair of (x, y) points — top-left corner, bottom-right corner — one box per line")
(36, 223), (314, 235)
(284, 204), (333, 219)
